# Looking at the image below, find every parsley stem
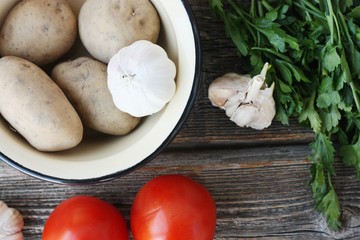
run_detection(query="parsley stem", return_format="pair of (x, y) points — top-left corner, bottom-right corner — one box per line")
(226, 0), (259, 48)
(258, 1), (264, 17)
(227, 0), (275, 49)
(350, 81), (360, 112)
(324, 0), (335, 45)
(324, 0), (342, 46)
(302, 0), (324, 15)
(251, 47), (293, 63)
(334, 11), (360, 113)
(298, 1), (313, 22)
(260, 0), (273, 12)
(293, 1), (325, 20)
(250, 0), (256, 17)
(227, 0), (250, 23)
(327, 170), (334, 189)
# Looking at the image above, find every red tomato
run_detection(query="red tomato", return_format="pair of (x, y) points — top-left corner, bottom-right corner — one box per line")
(130, 174), (216, 240)
(42, 195), (129, 240)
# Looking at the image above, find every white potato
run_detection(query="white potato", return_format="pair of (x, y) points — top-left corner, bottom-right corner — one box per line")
(79, 0), (160, 63)
(0, 56), (83, 152)
(0, 0), (77, 66)
(51, 57), (141, 135)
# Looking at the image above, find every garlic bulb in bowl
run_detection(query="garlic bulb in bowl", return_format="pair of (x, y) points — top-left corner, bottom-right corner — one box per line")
(107, 40), (177, 117)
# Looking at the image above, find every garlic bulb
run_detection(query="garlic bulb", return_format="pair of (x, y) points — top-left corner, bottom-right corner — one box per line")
(208, 63), (276, 130)
(0, 201), (24, 240)
(107, 40), (176, 117)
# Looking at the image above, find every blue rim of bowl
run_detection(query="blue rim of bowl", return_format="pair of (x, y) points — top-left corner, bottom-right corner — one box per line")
(0, 0), (202, 185)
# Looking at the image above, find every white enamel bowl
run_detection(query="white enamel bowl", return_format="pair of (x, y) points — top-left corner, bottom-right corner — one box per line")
(0, 0), (201, 183)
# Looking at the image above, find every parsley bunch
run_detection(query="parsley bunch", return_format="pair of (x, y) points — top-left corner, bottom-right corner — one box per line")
(210, 0), (360, 230)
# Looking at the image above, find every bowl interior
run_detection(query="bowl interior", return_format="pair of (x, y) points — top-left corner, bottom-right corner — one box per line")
(0, 0), (199, 183)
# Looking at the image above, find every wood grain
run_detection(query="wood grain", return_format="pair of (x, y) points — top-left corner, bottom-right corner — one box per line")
(0, 0), (359, 239)
(1, 145), (360, 239)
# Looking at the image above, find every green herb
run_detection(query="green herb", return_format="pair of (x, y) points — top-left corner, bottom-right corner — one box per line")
(210, 0), (360, 230)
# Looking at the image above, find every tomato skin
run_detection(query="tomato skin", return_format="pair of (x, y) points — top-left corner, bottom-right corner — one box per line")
(130, 174), (216, 240)
(42, 195), (129, 240)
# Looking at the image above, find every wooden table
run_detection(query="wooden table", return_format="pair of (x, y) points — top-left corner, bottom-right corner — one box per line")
(1, 0), (360, 239)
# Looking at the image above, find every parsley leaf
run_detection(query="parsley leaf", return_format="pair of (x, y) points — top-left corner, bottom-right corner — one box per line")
(349, 5), (360, 17)
(319, 106), (341, 133)
(317, 91), (341, 109)
(309, 162), (327, 209)
(321, 184), (342, 230)
(299, 93), (322, 133)
(340, 136), (360, 178)
(210, 0), (224, 17)
(309, 133), (335, 175)
(322, 46), (341, 72)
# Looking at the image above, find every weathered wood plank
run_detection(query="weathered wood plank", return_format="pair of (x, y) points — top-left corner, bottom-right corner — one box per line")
(1, 145), (359, 239)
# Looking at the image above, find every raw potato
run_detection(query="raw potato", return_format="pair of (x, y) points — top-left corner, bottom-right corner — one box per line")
(51, 57), (141, 135)
(79, 0), (160, 63)
(0, 56), (83, 152)
(0, 0), (77, 66)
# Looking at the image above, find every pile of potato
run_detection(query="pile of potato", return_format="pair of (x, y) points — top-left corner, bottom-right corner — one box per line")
(0, 0), (161, 152)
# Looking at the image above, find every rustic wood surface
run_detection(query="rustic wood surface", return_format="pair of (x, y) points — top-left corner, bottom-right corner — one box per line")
(1, 0), (360, 239)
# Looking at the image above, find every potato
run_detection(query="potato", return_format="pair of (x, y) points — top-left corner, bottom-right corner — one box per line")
(0, 0), (77, 66)
(51, 57), (140, 135)
(79, 0), (160, 63)
(0, 56), (83, 152)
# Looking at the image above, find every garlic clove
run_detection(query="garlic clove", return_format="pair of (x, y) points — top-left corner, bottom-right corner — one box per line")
(230, 104), (259, 127)
(244, 62), (269, 103)
(208, 73), (251, 108)
(244, 75), (264, 103)
(248, 83), (276, 130)
(107, 40), (176, 117)
(224, 92), (244, 117)
(0, 202), (23, 239)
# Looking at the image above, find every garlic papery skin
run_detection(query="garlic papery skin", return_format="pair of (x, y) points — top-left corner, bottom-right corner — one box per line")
(0, 201), (24, 240)
(107, 40), (176, 117)
(230, 103), (260, 127)
(208, 62), (276, 130)
(208, 73), (251, 109)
